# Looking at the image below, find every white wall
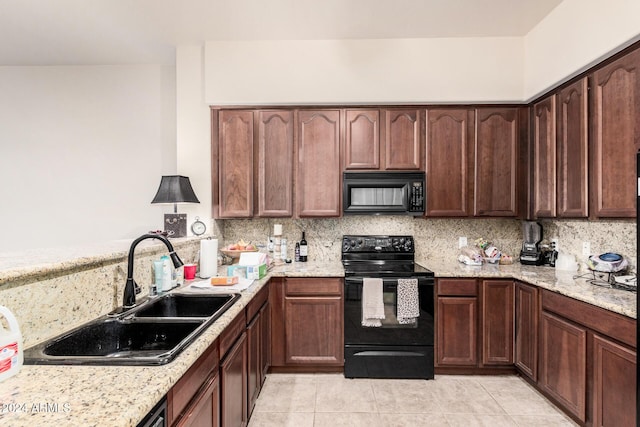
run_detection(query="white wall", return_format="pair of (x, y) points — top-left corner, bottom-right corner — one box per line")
(204, 38), (524, 104)
(176, 46), (214, 235)
(0, 65), (176, 251)
(524, 0), (640, 100)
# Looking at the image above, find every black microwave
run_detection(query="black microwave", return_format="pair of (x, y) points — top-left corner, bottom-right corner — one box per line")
(343, 171), (425, 216)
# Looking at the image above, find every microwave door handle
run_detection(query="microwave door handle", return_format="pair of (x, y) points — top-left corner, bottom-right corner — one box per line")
(402, 184), (409, 209)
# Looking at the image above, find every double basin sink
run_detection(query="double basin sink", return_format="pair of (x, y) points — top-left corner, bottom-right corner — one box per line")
(24, 293), (240, 366)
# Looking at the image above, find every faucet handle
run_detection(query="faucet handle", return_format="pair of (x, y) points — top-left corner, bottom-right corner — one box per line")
(134, 280), (142, 295)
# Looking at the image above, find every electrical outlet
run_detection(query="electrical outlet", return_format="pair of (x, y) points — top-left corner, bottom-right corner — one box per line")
(458, 236), (467, 248)
(551, 237), (559, 250)
(582, 241), (591, 257)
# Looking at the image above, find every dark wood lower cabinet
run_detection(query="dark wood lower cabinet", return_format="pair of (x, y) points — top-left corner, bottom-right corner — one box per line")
(220, 331), (248, 427)
(176, 373), (220, 427)
(514, 282), (538, 380)
(284, 296), (343, 365)
(271, 278), (344, 369)
(436, 296), (478, 366)
(539, 311), (587, 422)
(246, 314), (260, 417)
(481, 280), (513, 366)
(168, 341), (220, 427)
(592, 334), (637, 427)
(247, 300), (270, 417)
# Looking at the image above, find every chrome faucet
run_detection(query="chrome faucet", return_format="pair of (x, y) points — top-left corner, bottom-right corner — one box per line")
(123, 233), (184, 308)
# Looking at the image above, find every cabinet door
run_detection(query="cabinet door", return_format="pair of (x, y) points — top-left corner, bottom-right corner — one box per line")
(557, 78), (589, 217)
(591, 47), (640, 217)
(515, 282), (538, 381)
(539, 311), (587, 422)
(344, 109), (380, 169)
(592, 334), (636, 427)
(481, 280), (514, 366)
(257, 110), (294, 217)
(246, 314), (260, 417)
(284, 296), (343, 365)
(436, 297), (477, 366)
(176, 373), (220, 427)
(532, 96), (557, 218)
(217, 110), (254, 218)
(382, 109), (423, 170)
(425, 109), (473, 217)
(474, 108), (519, 216)
(220, 332), (248, 427)
(297, 110), (341, 217)
(259, 302), (271, 384)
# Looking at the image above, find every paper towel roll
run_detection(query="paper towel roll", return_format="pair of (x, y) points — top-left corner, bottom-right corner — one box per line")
(199, 239), (218, 278)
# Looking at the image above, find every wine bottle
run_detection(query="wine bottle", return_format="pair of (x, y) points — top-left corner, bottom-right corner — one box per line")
(294, 242), (300, 262)
(299, 231), (308, 262)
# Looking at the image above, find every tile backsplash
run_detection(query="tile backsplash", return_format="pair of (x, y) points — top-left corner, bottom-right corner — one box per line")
(220, 217), (637, 270)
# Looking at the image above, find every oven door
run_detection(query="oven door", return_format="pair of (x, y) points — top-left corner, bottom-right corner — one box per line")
(343, 276), (434, 347)
(343, 275), (434, 379)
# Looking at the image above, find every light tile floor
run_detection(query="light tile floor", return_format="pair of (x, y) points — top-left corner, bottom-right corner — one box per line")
(248, 374), (578, 427)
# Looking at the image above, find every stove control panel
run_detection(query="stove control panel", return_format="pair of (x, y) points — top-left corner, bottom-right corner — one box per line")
(342, 235), (414, 253)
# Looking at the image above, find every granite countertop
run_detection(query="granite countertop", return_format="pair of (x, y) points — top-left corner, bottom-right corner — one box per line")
(0, 261), (344, 427)
(0, 258), (634, 426)
(418, 258), (637, 319)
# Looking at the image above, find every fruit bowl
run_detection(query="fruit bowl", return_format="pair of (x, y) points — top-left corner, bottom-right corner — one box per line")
(220, 248), (258, 264)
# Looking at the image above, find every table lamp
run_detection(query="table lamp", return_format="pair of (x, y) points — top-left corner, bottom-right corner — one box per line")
(151, 175), (200, 238)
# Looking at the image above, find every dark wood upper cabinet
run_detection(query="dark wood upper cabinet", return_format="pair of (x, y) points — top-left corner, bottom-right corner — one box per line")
(532, 96), (557, 218)
(296, 110), (341, 217)
(256, 110), (294, 217)
(216, 110), (254, 218)
(344, 109), (380, 169)
(474, 108), (519, 216)
(381, 109), (423, 170)
(591, 47), (640, 218)
(425, 109), (473, 217)
(557, 77), (589, 218)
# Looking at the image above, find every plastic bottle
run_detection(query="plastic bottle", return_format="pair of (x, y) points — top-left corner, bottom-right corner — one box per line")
(152, 260), (163, 296)
(0, 306), (23, 383)
(161, 255), (172, 292)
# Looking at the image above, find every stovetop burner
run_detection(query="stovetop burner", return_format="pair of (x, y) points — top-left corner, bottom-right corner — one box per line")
(341, 235), (433, 278)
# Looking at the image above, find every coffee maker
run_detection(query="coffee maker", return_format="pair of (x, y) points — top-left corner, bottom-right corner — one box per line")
(520, 221), (543, 265)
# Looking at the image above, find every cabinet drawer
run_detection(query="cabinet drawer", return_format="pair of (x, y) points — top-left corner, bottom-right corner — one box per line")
(541, 290), (636, 348)
(285, 278), (343, 296)
(170, 341), (219, 422)
(437, 278), (477, 296)
(219, 311), (247, 356)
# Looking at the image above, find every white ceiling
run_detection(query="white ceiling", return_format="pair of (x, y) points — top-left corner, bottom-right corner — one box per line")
(0, 0), (563, 66)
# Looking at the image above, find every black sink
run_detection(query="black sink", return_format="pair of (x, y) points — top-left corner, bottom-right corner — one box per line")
(31, 319), (204, 365)
(131, 293), (237, 318)
(24, 292), (241, 366)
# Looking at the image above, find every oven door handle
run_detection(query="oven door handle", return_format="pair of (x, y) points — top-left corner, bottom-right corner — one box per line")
(345, 277), (433, 286)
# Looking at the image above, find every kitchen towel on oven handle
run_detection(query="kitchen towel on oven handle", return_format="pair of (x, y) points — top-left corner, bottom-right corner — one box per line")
(362, 278), (384, 327)
(397, 278), (419, 324)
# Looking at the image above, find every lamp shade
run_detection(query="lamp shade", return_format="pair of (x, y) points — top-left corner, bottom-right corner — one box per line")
(151, 175), (200, 204)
